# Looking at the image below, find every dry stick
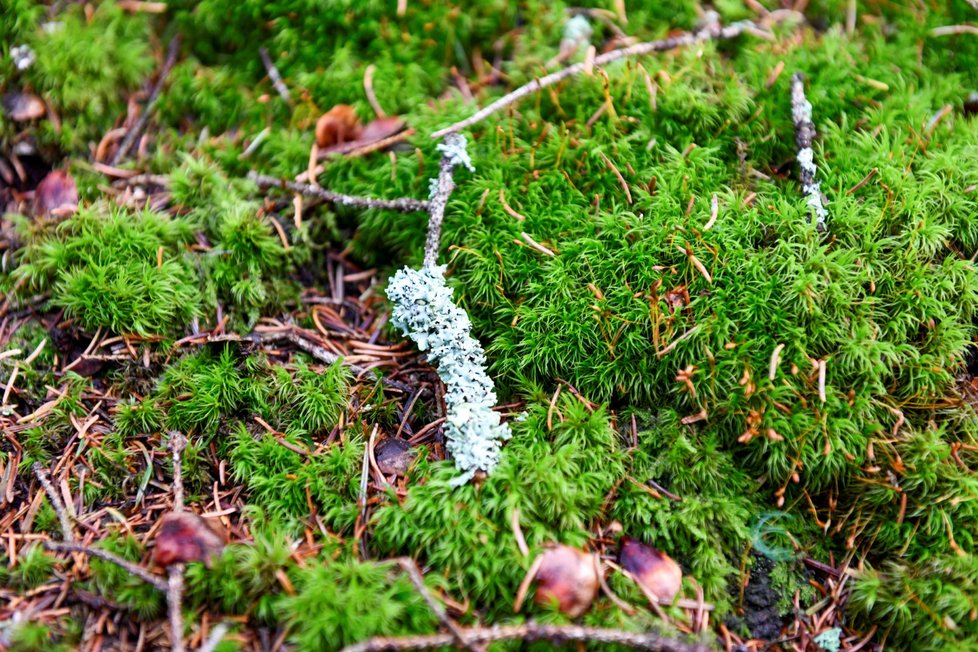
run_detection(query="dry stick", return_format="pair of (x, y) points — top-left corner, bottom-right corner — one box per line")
(168, 432), (188, 652)
(248, 172), (430, 213)
(198, 623), (231, 652)
(340, 623), (712, 652)
(394, 558), (474, 652)
(45, 541), (168, 591)
(111, 34), (181, 165)
(422, 134), (467, 268)
(789, 73), (828, 231)
(32, 463), (74, 543)
(431, 19), (770, 139)
(259, 47), (292, 104)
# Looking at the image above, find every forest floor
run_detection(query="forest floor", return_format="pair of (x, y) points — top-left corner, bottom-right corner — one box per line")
(2, 1), (978, 651)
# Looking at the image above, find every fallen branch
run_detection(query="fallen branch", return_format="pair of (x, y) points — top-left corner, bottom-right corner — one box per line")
(431, 19), (777, 139)
(167, 432), (188, 652)
(789, 73), (828, 231)
(45, 541), (168, 591)
(340, 622), (712, 652)
(111, 34), (181, 165)
(394, 558), (474, 651)
(32, 463), (74, 543)
(248, 172), (430, 213)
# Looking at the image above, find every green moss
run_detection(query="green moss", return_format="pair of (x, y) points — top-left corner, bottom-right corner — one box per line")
(5, 0), (978, 648)
(87, 534), (164, 619)
(277, 556), (437, 651)
(17, 2), (153, 152)
(6, 544), (55, 590)
(14, 205), (199, 335)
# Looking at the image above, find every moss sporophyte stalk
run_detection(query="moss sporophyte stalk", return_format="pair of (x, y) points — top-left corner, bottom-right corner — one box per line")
(3, 1), (978, 650)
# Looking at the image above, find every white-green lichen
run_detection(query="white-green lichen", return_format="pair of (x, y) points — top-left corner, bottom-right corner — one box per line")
(387, 264), (511, 485)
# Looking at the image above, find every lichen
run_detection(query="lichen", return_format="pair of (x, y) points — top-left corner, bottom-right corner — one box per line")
(387, 264), (511, 484)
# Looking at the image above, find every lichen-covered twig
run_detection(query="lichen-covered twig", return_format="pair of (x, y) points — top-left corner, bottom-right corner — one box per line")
(340, 622), (712, 652)
(111, 34), (181, 165)
(431, 19), (774, 139)
(789, 73), (828, 231)
(388, 134), (511, 485)
(248, 172), (430, 213)
(422, 134), (474, 267)
(32, 462), (74, 543)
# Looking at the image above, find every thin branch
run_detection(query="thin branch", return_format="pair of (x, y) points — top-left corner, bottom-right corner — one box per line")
(789, 73), (828, 231)
(32, 463), (74, 543)
(111, 34), (181, 165)
(248, 172), (430, 213)
(431, 19), (776, 139)
(422, 134), (471, 267)
(394, 558), (474, 651)
(169, 431), (187, 512)
(168, 564), (186, 652)
(45, 541), (168, 591)
(259, 47), (293, 104)
(198, 623), (232, 652)
(340, 622), (712, 652)
(167, 431), (188, 652)
(930, 24), (978, 37)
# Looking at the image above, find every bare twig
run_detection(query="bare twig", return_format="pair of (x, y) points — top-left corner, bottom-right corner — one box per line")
(168, 565), (186, 652)
(394, 558), (473, 651)
(111, 34), (182, 165)
(340, 622), (712, 652)
(431, 19), (776, 139)
(168, 431), (188, 652)
(32, 463), (74, 543)
(45, 541), (168, 591)
(259, 47), (292, 104)
(930, 24), (978, 37)
(198, 623), (232, 652)
(789, 73), (828, 231)
(248, 172), (430, 213)
(169, 431), (187, 512)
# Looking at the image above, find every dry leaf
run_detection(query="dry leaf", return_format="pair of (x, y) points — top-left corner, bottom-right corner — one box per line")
(2, 92), (46, 122)
(315, 104), (361, 148)
(33, 170), (78, 216)
(619, 537), (682, 603)
(153, 512), (225, 567)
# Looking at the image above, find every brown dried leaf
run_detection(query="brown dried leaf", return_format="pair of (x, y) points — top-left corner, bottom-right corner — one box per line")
(315, 104), (361, 148)
(153, 512), (225, 567)
(33, 170), (78, 217)
(532, 544), (599, 617)
(2, 92), (46, 122)
(619, 537), (682, 603)
(359, 116), (405, 143)
(318, 116), (408, 156)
